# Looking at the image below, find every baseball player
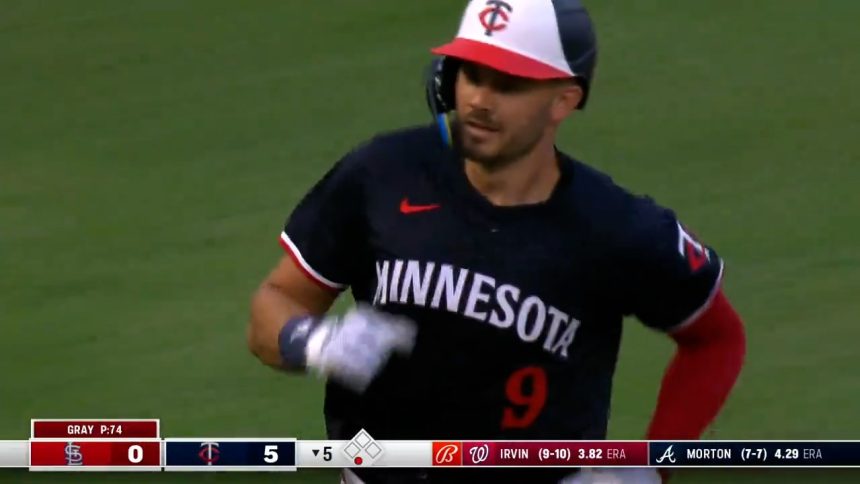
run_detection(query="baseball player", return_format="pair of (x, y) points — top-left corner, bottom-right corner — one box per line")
(248, 1), (746, 483)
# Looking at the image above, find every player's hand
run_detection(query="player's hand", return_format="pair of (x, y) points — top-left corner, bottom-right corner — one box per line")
(303, 304), (417, 393)
(560, 468), (662, 484)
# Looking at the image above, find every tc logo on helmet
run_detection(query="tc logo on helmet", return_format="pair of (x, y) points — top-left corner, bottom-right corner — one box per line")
(479, 0), (513, 36)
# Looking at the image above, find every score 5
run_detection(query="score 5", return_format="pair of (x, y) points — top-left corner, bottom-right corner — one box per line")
(263, 444), (328, 463)
(245, 441), (297, 467)
(264, 445), (279, 463)
(163, 439), (297, 470)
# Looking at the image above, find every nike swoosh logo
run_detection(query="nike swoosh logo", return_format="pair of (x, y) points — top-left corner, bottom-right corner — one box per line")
(400, 198), (441, 214)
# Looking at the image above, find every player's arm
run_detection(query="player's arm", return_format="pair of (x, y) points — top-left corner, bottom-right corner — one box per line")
(248, 249), (416, 394)
(622, 204), (746, 441)
(247, 254), (338, 369)
(247, 142), (417, 392)
(646, 287), (746, 440)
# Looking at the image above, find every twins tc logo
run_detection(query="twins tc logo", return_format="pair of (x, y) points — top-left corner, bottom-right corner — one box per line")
(479, 0), (513, 36)
(676, 222), (711, 271)
(198, 442), (221, 465)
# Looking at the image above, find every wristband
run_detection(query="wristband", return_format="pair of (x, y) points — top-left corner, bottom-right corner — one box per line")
(278, 316), (323, 370)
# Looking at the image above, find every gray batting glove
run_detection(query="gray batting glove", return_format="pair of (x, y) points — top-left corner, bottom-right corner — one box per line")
(305, 304), (417, 393)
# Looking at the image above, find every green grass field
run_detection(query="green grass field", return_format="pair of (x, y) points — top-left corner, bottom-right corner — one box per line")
(3, 1), (859, 482)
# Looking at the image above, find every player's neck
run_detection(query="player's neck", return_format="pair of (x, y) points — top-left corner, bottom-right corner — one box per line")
(464, 141), (560, 207)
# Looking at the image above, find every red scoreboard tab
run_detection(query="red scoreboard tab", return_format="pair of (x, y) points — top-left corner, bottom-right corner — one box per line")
(431, 442), (463, 466)
(461, 441), (649, 467)
(31, 419), (159, 438)
(29, 440), (161, 471)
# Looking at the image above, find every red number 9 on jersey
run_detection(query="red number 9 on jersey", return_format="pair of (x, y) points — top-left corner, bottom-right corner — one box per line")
(501, 365), (548, 429)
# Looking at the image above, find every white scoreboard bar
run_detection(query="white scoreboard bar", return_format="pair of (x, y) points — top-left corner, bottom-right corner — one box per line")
(296, 440), (433, 468)
(0, 441), (28, 468)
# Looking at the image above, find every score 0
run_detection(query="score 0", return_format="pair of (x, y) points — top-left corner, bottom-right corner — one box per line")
(111, 441), (161, 467)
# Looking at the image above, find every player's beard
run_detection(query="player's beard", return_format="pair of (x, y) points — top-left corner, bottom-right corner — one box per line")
(452, 114), (546, 172)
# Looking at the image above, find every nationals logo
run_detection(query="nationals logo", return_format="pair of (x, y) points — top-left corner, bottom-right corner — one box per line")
(479, 0), (513, 36)
(469, 444), (490, 464)
(432, 442), (462, 466)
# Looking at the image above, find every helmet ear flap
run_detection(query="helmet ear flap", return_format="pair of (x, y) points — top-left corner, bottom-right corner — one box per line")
(425, 56), (460, 145)
(425, 56), (459, 115)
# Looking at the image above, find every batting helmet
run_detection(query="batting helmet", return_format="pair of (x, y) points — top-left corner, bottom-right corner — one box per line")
(426, 0), (598, 144)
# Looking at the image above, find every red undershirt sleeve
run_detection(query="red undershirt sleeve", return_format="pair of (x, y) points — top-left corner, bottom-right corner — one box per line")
(646, 288), (746, 440)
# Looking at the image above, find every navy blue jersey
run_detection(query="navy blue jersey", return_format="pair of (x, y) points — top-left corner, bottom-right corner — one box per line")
(281, 124), (722, 482)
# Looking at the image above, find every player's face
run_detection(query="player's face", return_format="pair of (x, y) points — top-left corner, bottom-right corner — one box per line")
(454, 61), (580, 169)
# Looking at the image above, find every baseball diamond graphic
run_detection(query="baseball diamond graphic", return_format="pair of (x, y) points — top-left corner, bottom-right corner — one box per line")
(343, 429), (383, 466)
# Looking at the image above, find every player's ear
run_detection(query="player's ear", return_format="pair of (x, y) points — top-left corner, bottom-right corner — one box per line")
(550, 81), (583, 123)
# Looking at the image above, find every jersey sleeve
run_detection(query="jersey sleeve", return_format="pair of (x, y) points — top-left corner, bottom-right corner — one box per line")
(622, 198), (724, 332)
(280, 147), (369, 292)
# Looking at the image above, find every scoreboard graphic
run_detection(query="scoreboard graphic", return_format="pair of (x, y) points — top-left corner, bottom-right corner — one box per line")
(0, 419), (859, 471)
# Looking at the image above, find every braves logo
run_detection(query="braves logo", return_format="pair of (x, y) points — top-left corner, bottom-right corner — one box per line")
(479, 0), (513, 36)
(656, 444), (677, 464)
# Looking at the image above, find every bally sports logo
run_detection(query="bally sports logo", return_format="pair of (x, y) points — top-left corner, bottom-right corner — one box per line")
(432, 442), (462, 466)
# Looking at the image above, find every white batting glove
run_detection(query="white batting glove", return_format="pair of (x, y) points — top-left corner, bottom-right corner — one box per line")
(561, 468), (662, 484)
(304, 305), (417, 393)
